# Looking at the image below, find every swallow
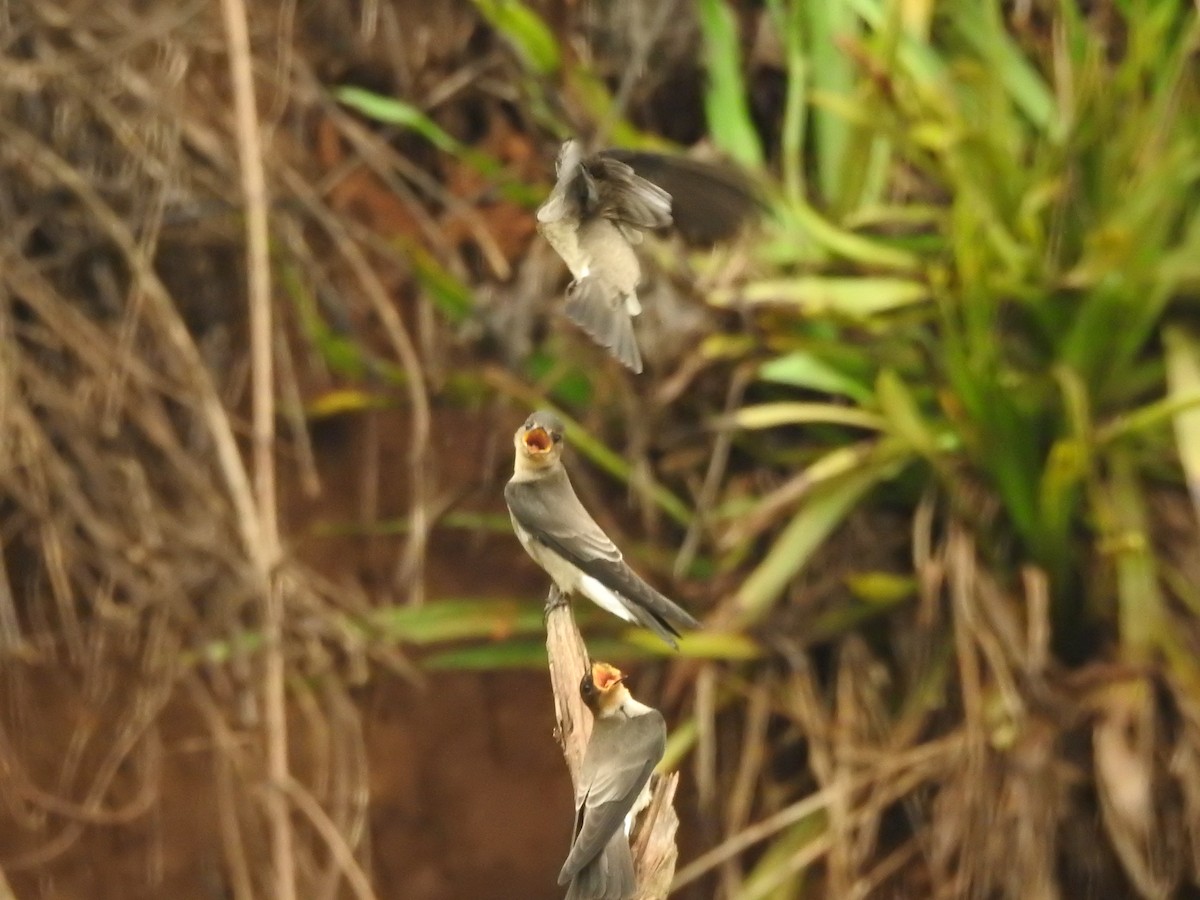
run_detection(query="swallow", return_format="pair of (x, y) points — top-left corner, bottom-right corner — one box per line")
(505, 410), (700, 647)
(559, 662), (667, 900)
(536, 140), (672, 373)
(536, 140), (758, 372)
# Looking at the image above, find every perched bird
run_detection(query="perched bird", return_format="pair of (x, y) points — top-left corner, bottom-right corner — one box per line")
(559, 661), (667, 900)
(536, 140), (758, 372)
(536, 140), (672, 373)
(505, 410), (700, 647)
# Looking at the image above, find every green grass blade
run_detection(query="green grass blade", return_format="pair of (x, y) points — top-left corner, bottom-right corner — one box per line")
(723, 402), (885, 432)
(713, 276), (929, 316)
(733, 446), (908, 623)
(469, 0), (561, 76)
(802, 0), (858, 208)
(696, 0), (764, 168)
(369, 599), (546, 644)
(1103, 451), (1165, 661)
(758, 351), (875, 404)
(1165, 326), (1200, 516)
(765, 0), (807, 202)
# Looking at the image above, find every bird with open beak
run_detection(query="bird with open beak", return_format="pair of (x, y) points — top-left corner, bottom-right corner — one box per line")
(505, 410), (700, 647)
(559, 661), (666, 900)
(536, 140), (672, 374)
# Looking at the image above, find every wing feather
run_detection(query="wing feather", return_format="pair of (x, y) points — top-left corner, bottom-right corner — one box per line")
(558, 712), (666, 884)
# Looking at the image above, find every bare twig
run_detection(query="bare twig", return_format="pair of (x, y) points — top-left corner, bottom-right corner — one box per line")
(545, 586), (594, 781)
(543, 587), (680, 898)
(217, 2), (295, 899)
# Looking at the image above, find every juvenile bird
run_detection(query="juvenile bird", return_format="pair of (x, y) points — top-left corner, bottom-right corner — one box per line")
(559, 662), (666, 900)
(505, 410), (700, 647)
(536, 140), (671, 373)
(536, 140), (758, 372)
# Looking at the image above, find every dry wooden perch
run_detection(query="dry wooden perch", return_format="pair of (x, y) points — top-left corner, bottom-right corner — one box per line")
(543, 586), (681, 899)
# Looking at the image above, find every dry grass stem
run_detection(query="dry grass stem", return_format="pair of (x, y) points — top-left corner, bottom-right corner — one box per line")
(217, 1), (294, 898)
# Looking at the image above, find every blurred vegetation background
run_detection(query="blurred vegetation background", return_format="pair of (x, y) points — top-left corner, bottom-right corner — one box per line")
(1, 0), (1199, 898)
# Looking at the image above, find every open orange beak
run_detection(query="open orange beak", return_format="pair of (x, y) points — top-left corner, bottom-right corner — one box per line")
(592, 663), (626, 690)
(524, 427), (553, 454)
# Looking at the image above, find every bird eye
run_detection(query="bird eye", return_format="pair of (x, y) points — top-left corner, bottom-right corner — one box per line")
(552, 433), (562, 444)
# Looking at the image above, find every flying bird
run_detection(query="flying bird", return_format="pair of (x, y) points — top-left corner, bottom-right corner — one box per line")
(536, 140), (672, 373)
(559, 661), (666, 900)
(536, 140), (759, 373)
(505, 410), (700, 647)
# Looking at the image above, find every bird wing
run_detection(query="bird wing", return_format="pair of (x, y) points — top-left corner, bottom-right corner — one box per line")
(559, 711), (667, 884)
(585, 156), (673, 232)
(600, 150), (759, 245)
(505, 471), (701, 636)
(505, 469), (622, 565)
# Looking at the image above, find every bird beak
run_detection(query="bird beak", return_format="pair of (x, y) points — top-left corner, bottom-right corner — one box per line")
(523, 427), (553, 455)
(592, 664), (626, 690)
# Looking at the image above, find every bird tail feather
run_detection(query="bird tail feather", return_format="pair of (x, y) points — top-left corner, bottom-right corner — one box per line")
(565, 278), (643, 373)
(563, 833), (636, 900)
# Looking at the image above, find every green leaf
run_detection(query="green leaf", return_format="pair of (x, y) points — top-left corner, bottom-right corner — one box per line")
(1165, 326), (1200, 515)
(622, 629), (762, 660)
(309, 511), (515, 538)
(408, 244), (475, 324)
(758, 351), (874, 403)
(336, 87), (469, 155)
(658, 716), (699, 773)
(423, 640), (548, 670)
(370, 599), (546, 644)
(469, 0), (561, 76)
(733, 447), (907, 622)
(335, 87), (525, 197)
(1103, 451), (1165, 661)
(724, 402), (885, 432)
(697, 0), (764, 168)
(876, 369), (940, 457)
(715, 276), (928, 317)
(802, 0), (859, 208)
(305, 389), (393, 419)
(845, 571), (917, 605)
(952, 1), (1058, 138)
(764, 0), (807, 202)
(740, 814), (827, 900)
(766, 202), (922, 271)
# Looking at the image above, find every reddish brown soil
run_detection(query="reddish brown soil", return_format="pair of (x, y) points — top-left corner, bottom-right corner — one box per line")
(2, 404), (583, 899)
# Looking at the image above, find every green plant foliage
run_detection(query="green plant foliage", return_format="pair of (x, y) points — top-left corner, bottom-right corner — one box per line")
(716, 0), (1200, 667)
(469, 0), (561, 77)
(697, 0), (765, 168)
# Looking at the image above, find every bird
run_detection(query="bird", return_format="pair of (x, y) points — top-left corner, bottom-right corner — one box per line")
(536, 140), (758, 373)
(600, 148), (759, 247)
(558, 661), (666, 900)
(536, 140), (672, 373)
(504, 410), (700, 647)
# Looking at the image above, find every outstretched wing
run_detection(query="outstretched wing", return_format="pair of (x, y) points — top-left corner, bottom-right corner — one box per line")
(600, 149), (758, 245)
(586, 156), (673, 232)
